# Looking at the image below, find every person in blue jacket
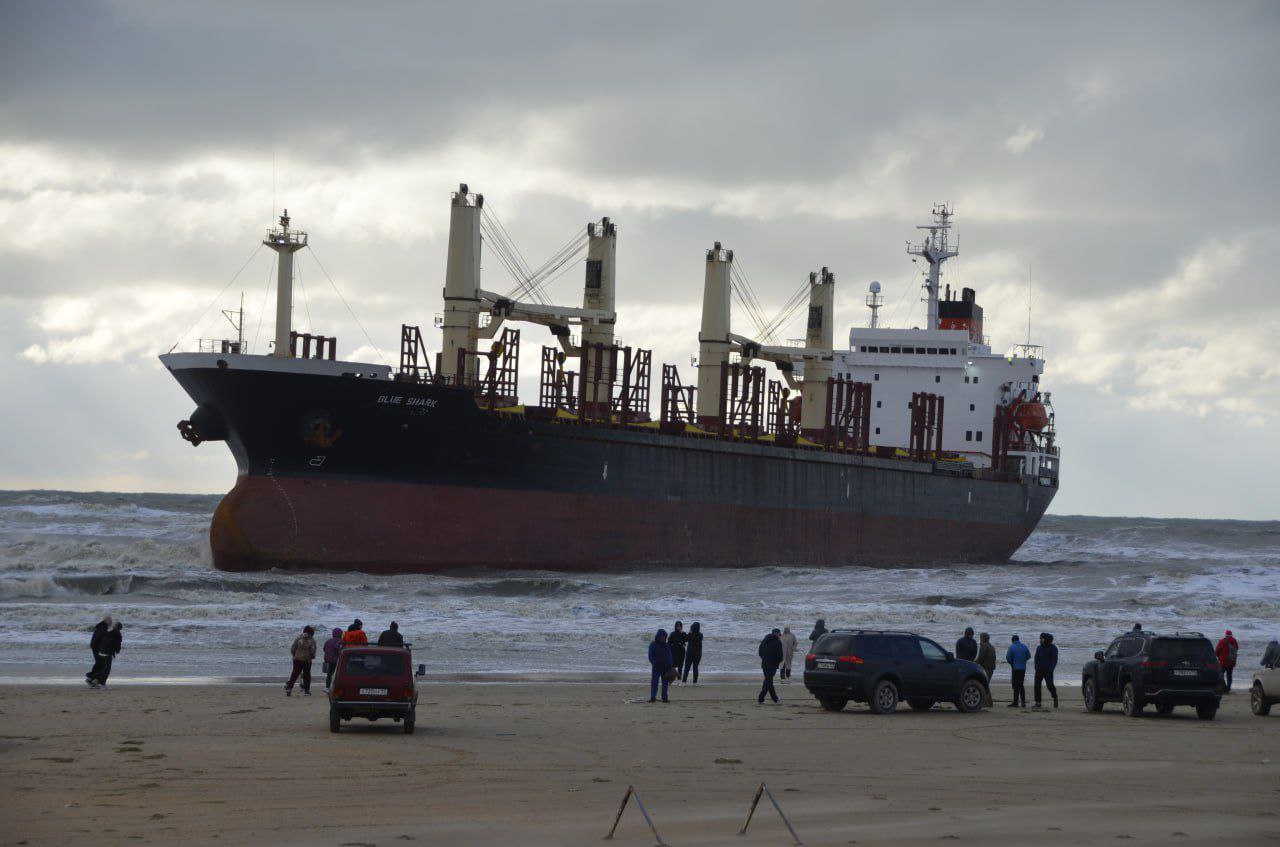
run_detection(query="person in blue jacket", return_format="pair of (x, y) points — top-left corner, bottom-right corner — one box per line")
(1033, 632), (1059, 709)
(1006, 634), (1032, 708)
(648, 629), (674, 703)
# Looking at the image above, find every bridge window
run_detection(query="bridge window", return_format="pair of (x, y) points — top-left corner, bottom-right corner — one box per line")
(891, 347), (901, 353)
(976, 430), (984, 442)
(876, 400), (882, 408)
(934, 375), (941, 383)
(927, 347), (938, 354)
(965, 430), (972, 442)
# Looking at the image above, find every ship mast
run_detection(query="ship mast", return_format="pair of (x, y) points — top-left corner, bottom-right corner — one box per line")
(906, 204), (957, 331)
(264, 210), (307, 357)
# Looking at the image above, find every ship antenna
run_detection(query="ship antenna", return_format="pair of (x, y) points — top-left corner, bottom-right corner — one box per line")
(866, 280), (883, 328)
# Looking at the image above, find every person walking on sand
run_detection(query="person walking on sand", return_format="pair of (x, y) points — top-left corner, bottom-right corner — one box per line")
(977, 632), (997, 706)
(1006, 635), (1031, 708)
(85, 615), (113, 689)
(286, 626), (317, 697)
(322, 627), (343, 691)
(377, 621), (405, 647)
(648, 629), (674, 703)
(1033, 632), (1059, 709)
(682, 622), (703, 684)
(758, 628), (784, 704)
(95, 622), (123, 688)
(808, 618), (827, 648)
(668, 622), (688, 685)
(342, 619), (368, 646)
(956, 627), (978, 662)
(1216, 630), (1239, 692)
(780, 626), (798, 683)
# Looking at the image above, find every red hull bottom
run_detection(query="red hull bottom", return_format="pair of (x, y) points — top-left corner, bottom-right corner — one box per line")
(211, 475), (1038, 572)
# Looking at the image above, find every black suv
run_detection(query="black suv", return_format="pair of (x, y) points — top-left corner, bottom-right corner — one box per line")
(1081, 631), (1221, 720)
(803, 630), (989, 714)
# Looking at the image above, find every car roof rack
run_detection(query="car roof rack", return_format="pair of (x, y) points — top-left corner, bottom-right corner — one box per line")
(829, 629), (917, 636)
(1161, 632), (1205, 639)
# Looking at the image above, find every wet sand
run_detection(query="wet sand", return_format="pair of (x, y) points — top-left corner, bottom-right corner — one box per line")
(1, 681), (1275, 846)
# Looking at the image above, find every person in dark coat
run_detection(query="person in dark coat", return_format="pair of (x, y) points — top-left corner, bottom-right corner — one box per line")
(85, 615), (113, 689)
(668, 622), (688, 685)
(956, 627), (978, 662)
(1033, 632), (1059, 708)
(377, 621), (405, 647)
(682, 622), (703, 684)
(322, 627), (343, 691)
(758, 628), (784, 704)
(648, 629), (674, 703)
(808, 619), (827, 647)
(95, 622), (124, 688)
(977, 632), (997, 706)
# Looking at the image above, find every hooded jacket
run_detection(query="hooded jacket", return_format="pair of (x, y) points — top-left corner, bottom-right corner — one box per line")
(686, 624), (706, 665)
(955, 635), (978, 662)
(1034, 634), (1058, 672)
(342, 627), (368, 646)
(89, 620), (110, 655)
(323, 629), (343, 663)
(377, 627), (405, 647)
(1215, 634), (1239, 669)
(1006, 639), (1031, 671)
(291, 632), (317, 662)
(759, 632), (784, 670)
(669, 626), (688, 660)
(808, 619), (828, 643)
(977, 639), (997, 676)
(648, 629), (673, 672)
(781, 629), (798, 658)
(101, 627), (123, 657)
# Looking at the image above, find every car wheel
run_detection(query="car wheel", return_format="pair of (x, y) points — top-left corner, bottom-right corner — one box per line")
(1252, 684), (1272, 716)
(956, 680), (985, 714)
(1083, 677), (1105, 712)
(819, 696), (848, 712)
(1121, 682), (1143, 717)
(907, 699), (935, 712)
(1155, 703), (1174, 716)
(869, 680), (899, 715)
(1196, 703), (1217, 721)
(329, 706), (341, 734)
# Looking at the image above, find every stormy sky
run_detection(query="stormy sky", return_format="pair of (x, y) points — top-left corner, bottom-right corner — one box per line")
(1, 1), (1277, 519)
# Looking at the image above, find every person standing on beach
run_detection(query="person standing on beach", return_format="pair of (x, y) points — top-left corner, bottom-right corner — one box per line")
(1033, 632), (1059, 709)
(342, 619), (368, 646)
(668, 622), (688, 685)
(956, 627), (978, 662)
(377, 621), (404, 647)
(758, 628), (784, 704)
(85, 615), (113, 689)
(648, 629), (674, 703)
(1262, 636), (1280, 669)
(322, 627), (343, 691)
(780, 626), (798, 683)
(93, 622), (124, 688)
(977, 632), (997, 706)
(682, 622), (703, 684)
(286, 626), (317, 697)
(808, 619), (827, 648)
(1216, 630), (1239, 692)
(1006, 635), (1031, 708)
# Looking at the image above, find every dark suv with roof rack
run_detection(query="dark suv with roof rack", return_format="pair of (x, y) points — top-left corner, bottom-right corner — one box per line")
(1081, 631), (1220, 720)
(803, 629), (989, 714)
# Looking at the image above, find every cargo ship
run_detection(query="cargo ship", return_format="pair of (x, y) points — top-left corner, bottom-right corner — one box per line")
(162, 187), (1058, 572)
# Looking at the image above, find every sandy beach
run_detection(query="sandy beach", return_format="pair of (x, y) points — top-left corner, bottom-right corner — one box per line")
(1, 680), (1276, 846)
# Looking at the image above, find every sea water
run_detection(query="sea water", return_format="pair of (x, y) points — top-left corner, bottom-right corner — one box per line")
(0, 490), (1276, 682)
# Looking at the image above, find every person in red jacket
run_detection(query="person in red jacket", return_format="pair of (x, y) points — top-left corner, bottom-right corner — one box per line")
(1215, 630), (1239, 692)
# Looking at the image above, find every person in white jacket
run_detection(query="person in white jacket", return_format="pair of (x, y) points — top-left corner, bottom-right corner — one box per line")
(779, 626), (798, 683)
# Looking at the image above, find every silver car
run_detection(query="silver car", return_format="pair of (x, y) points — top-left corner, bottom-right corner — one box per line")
(1252, 649), (1280, 717)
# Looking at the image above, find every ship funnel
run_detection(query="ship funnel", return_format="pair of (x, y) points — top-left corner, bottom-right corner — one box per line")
(696, 242), (733, 425)
(442, 184), (483, 383)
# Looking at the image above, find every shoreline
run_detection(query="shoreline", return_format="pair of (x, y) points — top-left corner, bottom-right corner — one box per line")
(2, 681), (1273, 846)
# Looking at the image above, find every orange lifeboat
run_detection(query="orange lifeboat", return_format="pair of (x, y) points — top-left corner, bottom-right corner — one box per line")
(1015, 401), (1049, 432)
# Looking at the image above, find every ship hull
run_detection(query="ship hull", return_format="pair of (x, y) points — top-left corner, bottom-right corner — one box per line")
(163, 353), (1056, 573)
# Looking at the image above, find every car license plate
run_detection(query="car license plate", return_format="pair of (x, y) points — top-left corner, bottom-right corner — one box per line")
(1172, 670), (1196, 677)
(359, 687), (388, 695)
(816, 660), (836, 669)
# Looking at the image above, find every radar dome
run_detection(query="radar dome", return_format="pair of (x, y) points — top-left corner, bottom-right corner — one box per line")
(869, 281), (882, 294)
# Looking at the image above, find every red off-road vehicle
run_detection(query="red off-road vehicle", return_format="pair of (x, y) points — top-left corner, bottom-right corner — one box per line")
(328, 645), (418, 734)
